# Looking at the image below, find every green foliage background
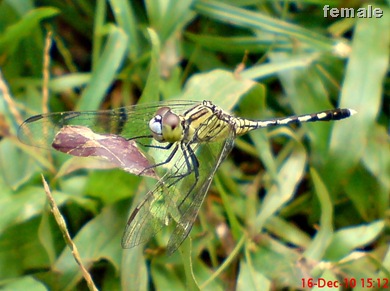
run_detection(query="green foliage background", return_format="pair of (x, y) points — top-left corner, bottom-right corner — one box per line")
(0, 0), (389, 290)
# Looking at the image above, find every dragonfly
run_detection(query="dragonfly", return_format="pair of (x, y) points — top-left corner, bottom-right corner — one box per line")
(18, 100), (356, 254)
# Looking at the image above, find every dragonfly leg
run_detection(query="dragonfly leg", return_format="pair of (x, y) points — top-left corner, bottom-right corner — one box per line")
(177, 144), (200, 210)
(168, 142), (197, 182)
(130, 136), (176, 150)
(138, 143), (178, 175)
(164, 142), (200, 211)
(127, 134), (153, 141)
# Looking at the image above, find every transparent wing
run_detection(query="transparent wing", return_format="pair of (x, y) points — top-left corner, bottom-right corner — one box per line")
(121, 116), (236, 254)
(167, 130), (235, 254)
(17, 100), (199, 149)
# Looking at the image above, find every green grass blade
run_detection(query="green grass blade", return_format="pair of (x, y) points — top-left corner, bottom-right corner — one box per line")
(76, 25), (128, 111)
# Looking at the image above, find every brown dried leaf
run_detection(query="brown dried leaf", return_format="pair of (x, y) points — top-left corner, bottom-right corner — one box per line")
(52, 125), (156, 178)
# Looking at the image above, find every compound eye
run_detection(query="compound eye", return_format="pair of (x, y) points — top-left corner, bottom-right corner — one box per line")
(149, 106), (183, 143)
(163, 112), (180, 131)
(149, 107), (174, 142)
(149, 111), (165, 142)
(149, 116), (162, 135)
(155, 107), (170, 115)
(161, 110), (183, 143)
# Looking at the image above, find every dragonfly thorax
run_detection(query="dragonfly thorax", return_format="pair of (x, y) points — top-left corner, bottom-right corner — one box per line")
(149, 106), (184, 143)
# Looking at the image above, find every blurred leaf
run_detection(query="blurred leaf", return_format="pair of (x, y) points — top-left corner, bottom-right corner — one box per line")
(343, 165), (387, 220)
(121, 248), (148, 291)
(239, 84), (276, 177)
(49, 73), (91, 93)
(0, 275), (47, 291)
(194, 0), (333, 50)
(138, 28), (161, 104)
(145, 0), (194, 42)
(253, 143), (307, 231)
(304, 168), (333, 261)
(241, 54), (319, 81)
(361, 125), (390, 193)
(0, 139), (50, 189)
(76, 25), (128, 111)
(3, 0), (34, 15)
(38, 209), (57, 264)
(272, 52), (344, 161)
(237, 259), (270, 291)
(0, 218), (51, 280)
(265, 216), (311, 250)
(311, 269), (338, 291)
(193, 258), (224, 291)
(0, 185), (94, 234)
(151, 259), (187, 290)
(86, 169), (141, 205)
(108, 0), (140, 59)
(52, 200), (129, 290)
(185, 33), (293, 53)
(214, 173), (242, 241)
(0, 7), (59, 54)
(0, 186), (52, 232)
(324, 220), (385, 261)
(55, 156), (120, 179)
(249, 236), (303, 289)
(180, 69), (255, 109)
(378, 247), (390, 279)
(325, 9), (389, 186)
(179, 238), (199, 291)
(334, 252), (388, 285)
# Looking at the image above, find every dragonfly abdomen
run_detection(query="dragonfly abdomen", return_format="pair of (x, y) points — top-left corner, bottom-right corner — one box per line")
(232, 108), (356, 136)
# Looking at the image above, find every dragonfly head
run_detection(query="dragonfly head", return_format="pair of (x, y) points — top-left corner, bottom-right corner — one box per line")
(149, 107), (184, 143)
